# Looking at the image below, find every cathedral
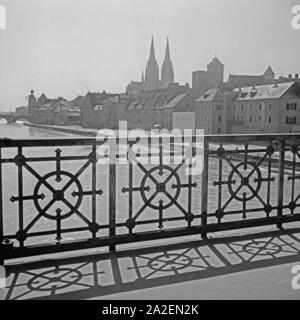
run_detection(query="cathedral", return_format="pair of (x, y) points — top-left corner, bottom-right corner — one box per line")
(126, 36), (175, 96)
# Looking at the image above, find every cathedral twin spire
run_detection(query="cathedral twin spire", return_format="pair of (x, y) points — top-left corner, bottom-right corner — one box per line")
(143, 36), (174, 91)
(144, 36), (159, 91)
(149, 35), (156, 61)
(161, 37), (174, 89)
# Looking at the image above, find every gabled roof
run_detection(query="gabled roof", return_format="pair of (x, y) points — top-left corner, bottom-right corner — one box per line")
(37, 96), (80, 113)
(227, 66), (276, 89)
(127, 85), (190, 110)
(227, 74), (264, 88)
(157, 93), (187, 109)
(72, 95), (85, 107)
(263, 66), (275, 77)
(195, 86), (234, 102)
(208, 57), (224, 67)
(37, 93), (51, 107)
(85, 92), (120, 108)
(234, 82), (300, 101)
(196, 88), (221, 102)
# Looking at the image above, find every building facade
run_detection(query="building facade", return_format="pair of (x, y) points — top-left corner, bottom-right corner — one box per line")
(15, 106), (28, 118)
(81, 91), (128, 129)
(126, 83), (194, 130)
(195, 88), (229, 134)
(28, 90), (81, 125)
(195, 81), (300, 134)
(229, 82), (300, 134)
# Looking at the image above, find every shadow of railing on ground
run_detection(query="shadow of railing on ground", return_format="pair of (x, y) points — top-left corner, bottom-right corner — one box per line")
(3, 228), (300, 300)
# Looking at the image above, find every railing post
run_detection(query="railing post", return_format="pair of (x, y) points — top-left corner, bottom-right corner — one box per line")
(91, 143), (97, 239)
(0, 147), (3, 265)
(201, 138), (209, 239)
(109, 162), (116, 252)
(277, 139), (285, 229)
(0, 148), (3, 243)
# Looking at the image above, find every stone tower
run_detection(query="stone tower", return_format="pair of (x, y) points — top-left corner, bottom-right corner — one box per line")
(28, 89), (37, 123)
(160, 37), (174, 89)
(144, 36), (159, 91)
(207, 57), (224, 87)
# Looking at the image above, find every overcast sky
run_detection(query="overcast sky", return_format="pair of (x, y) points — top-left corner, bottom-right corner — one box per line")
(0, 0), (299, 110)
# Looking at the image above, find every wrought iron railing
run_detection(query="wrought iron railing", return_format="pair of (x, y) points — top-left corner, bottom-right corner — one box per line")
(0, 133), (300, 263)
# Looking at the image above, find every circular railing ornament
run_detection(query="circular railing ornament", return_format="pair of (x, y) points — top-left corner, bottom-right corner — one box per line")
(33, 171), (83, 220)
(140, 165), (181, 210)
(228, 162), (262, 202)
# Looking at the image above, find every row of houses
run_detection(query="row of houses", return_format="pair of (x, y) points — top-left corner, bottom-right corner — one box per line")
(28, 83), (195, 130)
(28, 91), (82, 126)
(27, 80), (300, 135)
(26, 54), (300, 134)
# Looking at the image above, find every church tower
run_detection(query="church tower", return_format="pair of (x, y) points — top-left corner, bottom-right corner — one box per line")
(160, 37), (174, 89)
(144, 36), (159, 91)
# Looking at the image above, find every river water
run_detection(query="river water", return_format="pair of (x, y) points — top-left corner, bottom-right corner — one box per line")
(0, 123), (296, 246)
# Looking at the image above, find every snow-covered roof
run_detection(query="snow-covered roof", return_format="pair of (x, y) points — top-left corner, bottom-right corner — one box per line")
(234, 82), (299, 101)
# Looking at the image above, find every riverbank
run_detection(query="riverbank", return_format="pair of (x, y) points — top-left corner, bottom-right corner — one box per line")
(24, 122), (98, 137)
(23, 122), (299, 170)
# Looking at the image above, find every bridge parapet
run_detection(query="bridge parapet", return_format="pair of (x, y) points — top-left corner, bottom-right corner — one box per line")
(0, 112), (28, 123)
(0, 133), (299, 263)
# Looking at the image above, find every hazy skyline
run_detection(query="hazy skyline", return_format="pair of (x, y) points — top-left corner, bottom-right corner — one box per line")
(0, 0), (300, 110)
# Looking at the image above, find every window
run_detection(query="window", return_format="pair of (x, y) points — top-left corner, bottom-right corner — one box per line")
(233, 116), (235, 120)
(250, 104), (252, 110)
(269, 117), (272, 124)
(249, 116), (252, 123)
(259, 116), (261, 122)
(218, 115), (221, 122)
(216, 104), (222, 111)
(218, 128), (221, 133)
(269, 104), (272, 110)
(259, 104), (262, 110)
(241, 105), (244, 110)
(286, 116), (296, 124)
(94, 105), (103, 111)
(287, 103), (297, 110)
(233, 105), (236, 111)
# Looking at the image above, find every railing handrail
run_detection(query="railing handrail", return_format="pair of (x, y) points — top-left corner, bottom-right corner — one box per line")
(0, 132), (300, 147)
